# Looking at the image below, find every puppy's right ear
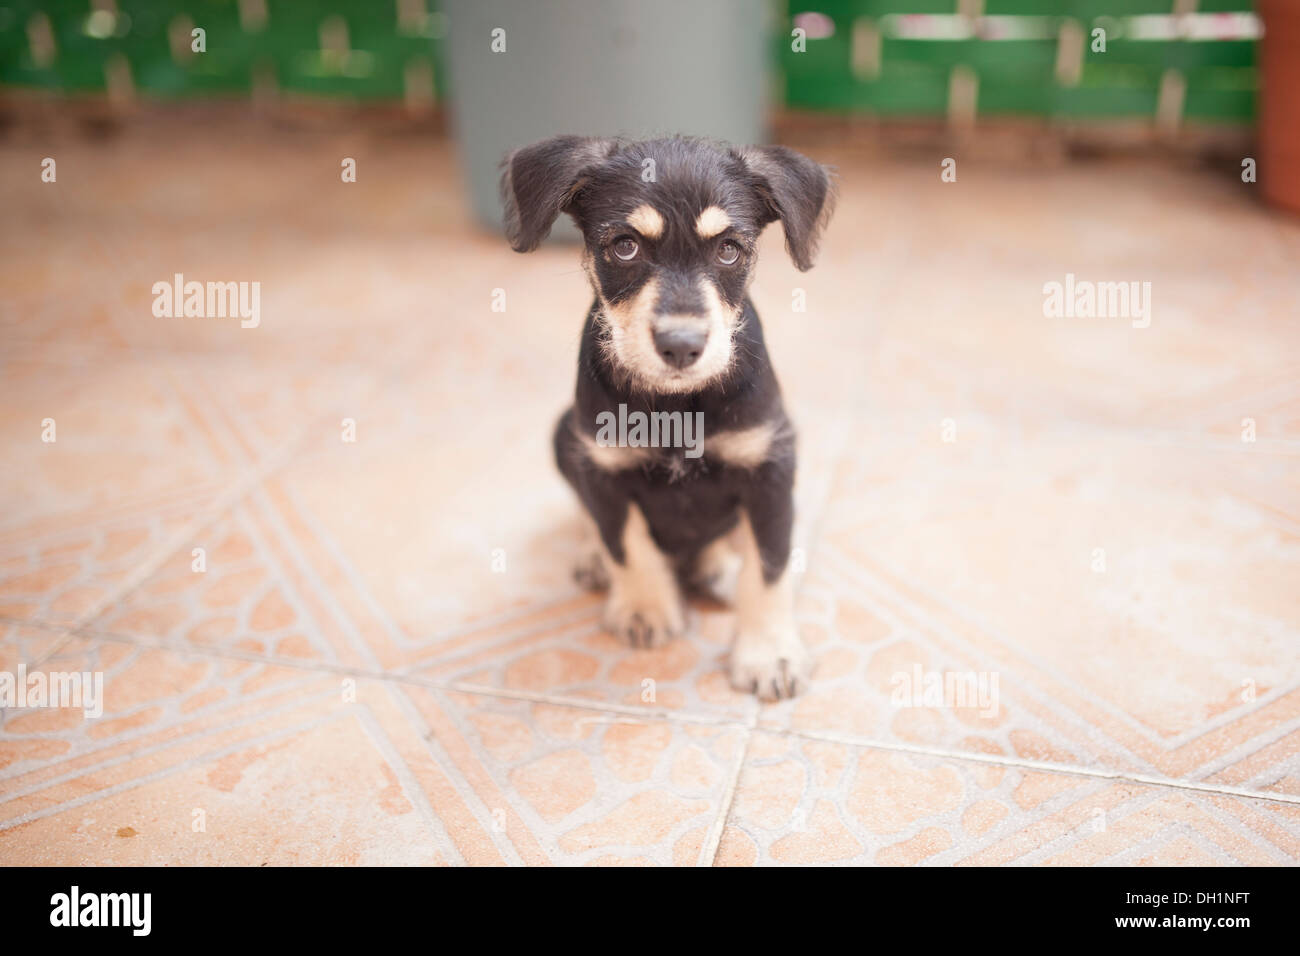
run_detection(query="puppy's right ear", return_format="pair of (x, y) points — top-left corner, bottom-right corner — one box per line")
(500, 135), (614, 252)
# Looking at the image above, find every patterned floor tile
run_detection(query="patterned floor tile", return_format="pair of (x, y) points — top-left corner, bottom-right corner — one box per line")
(85, 497), (375, 671)
(717, 732), (1299, 866)
(395, 688), (745, 865)
(0, 491), (215, 629)
(0, 621), (70, 673)
(0, 639), (743, 865)
(760, 420), (1300, 798)
(3, 120), (1298, 865)
(0, 356), (243, 538)
(113, 367), (851, 713)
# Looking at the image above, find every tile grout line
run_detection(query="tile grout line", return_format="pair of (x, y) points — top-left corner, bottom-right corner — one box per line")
(776, 724), (1300, 807)
(699, 722), (751, 868)
(816, 542), (1173, 763)
(11, 620), (753, 727)
(818, 540), (1300, 786)
(12, 616), (1300, 812)
(438, 679), (747, 728)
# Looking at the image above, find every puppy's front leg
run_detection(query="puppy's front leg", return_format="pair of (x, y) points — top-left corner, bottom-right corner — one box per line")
(730, 499), (808, 700)
(602, 503), (685, 649)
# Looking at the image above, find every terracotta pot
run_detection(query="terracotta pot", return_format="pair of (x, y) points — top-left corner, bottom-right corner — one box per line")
(1258, 0), (1300, 214)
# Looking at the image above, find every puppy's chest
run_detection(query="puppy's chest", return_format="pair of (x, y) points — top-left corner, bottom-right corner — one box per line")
(625, 459), (743, 554)
(610, 446), (743, 512)
(640, 444), (714, 480)
(588, 402), (787, 476)
(621, 442), (761, 484)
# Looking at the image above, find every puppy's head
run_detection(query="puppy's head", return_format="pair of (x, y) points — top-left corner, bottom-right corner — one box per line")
(501, 136), (834, 394)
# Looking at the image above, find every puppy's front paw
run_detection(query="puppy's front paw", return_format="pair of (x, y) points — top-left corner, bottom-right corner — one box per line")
(603, 585), (684, 649)
(730, 629), (809, 700)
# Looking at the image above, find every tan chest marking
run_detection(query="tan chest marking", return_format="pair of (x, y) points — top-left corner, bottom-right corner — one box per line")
(707, 420), (785, 468)
(577, 427), (650, 472)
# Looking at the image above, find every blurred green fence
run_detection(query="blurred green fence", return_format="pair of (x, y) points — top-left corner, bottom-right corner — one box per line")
(0, 0), (446, 98)
(0, 1), (1260, 125)
(780, 1), (1260, 123)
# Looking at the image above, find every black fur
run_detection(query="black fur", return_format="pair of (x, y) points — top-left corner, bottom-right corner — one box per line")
(501, 135), (834, 589)
(554, 299), (794, 583)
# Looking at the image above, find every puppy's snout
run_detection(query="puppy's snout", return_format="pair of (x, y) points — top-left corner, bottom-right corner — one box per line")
(653, 326), (708, 370)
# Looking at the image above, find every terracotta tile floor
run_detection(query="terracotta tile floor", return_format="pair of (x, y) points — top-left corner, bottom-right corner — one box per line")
(1, 119), (1298, 865)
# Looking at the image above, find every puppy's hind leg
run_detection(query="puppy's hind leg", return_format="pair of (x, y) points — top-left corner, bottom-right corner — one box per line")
(554, 408), (610, 592)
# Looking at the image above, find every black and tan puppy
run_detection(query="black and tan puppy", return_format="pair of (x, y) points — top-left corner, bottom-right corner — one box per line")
(501, 135), (833, 699)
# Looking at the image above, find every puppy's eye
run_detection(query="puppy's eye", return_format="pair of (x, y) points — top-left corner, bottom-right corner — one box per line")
(717, 240), (741, 265)
(613, 237), (639, 261)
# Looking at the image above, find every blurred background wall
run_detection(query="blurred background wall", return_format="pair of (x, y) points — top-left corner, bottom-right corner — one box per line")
(1, 0), (1296, 214)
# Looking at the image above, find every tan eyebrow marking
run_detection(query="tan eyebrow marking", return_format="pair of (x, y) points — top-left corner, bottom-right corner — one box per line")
(695, 205), (731, 239)
(626, 204), (665, 239)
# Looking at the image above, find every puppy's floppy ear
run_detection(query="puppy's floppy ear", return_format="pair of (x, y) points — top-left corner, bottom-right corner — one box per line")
(500, 135), (614, 252)
(737, 145), (836, 272)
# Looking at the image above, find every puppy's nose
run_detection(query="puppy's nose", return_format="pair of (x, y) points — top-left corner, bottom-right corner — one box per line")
(654, 327), (707, 369)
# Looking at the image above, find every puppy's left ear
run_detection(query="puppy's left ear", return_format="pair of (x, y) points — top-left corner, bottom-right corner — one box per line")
(738, 145), (836, 272)
(500, 135), (615, 252)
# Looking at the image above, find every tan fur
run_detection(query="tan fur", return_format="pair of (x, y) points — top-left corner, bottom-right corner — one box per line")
(626, 204), (665, 239)
(729, 511), (807, 699)
(576, 427), (650, 472)
(602, 503), (684, 648)
(694, 205), (731, 239)
(596, 275), (740, 394)
(692, 534), (743, 603)
(708, 420), (786, 468)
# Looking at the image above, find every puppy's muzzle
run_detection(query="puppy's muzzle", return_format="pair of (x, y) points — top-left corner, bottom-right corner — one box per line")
(653, 325), (708, 369)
